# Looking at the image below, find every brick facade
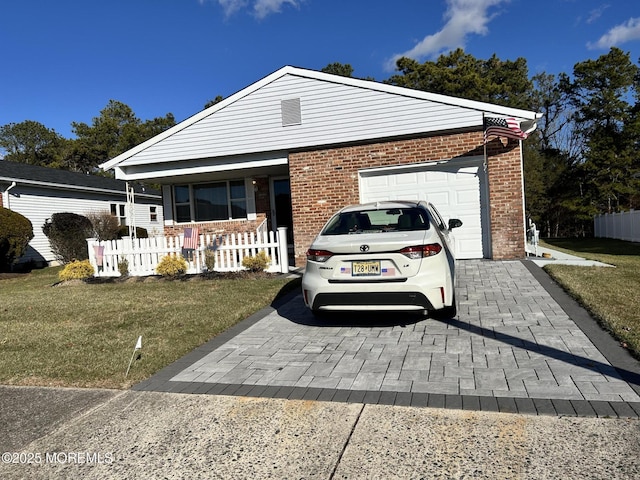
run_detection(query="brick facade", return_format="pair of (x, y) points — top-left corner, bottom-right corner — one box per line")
(485, 138), (526, 260)
(288, 131), (525, 265)
(164, 213), (267, 238)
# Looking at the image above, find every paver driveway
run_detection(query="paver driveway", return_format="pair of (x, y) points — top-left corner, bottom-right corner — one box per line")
(136, 260), (640, 416)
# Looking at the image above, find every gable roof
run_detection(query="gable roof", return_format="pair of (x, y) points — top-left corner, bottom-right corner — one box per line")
(0, 161), (159, 198)
(101, 65), (541, 173)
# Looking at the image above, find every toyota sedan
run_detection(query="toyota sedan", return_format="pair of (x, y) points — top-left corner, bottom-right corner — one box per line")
(301, 200), (462, 318)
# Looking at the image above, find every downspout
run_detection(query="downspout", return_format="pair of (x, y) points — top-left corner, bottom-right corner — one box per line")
(3, 181), (17, 209)
(520, 113), (543, 257)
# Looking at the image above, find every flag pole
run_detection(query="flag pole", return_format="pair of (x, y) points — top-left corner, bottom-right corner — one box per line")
(482, 113), (488, 173)
(125, 335), (142, 377)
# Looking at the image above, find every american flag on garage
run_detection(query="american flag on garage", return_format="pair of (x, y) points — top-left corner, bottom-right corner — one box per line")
(484, 116), (528, 143)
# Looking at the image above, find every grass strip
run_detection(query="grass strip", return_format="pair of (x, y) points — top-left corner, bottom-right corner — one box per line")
(541, 238), (640, 359)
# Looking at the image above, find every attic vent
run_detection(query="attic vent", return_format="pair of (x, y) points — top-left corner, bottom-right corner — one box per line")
(281, 98), (301, 126)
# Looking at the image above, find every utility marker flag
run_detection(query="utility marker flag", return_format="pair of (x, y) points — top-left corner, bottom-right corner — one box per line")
(126, 335), (143, 377)
(484, 116), (528, 143)
(183, 227), (199, 250)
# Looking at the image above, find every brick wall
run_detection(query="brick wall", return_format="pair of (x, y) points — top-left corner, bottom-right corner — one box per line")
(289, 131), (525, 265)
(164, 213), (267, 238)
(486, 138), (525, 260)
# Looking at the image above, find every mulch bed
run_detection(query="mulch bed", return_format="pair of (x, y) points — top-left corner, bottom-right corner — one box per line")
(83, 270), (278, 284)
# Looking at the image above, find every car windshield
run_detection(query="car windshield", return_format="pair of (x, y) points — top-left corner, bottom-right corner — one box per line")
(322, 207), (430, 235)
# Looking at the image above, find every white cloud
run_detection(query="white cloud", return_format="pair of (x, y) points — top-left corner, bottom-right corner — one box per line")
(586, 4), (610, 25)
(201, 0), (301, 19)
(253, 0), (299, 19)
(588, 17), (640, 50)
(217, 0), (247, 17)
(384, 0), (509, 71)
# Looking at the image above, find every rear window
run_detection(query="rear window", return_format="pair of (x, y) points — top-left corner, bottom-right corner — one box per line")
(322, 207), (430, 235)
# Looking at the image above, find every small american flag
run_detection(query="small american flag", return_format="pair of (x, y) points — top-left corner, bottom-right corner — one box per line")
(183, 226), (199, 250)
(93, 245), (104, 267)
(381, 267), (395, 276)
(484, 116), (528, 143)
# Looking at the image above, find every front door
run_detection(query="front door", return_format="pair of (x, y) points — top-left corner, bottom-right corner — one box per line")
(271, 177), (294, 246)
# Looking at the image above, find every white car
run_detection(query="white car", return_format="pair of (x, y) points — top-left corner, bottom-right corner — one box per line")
(301, 200), (462, 318)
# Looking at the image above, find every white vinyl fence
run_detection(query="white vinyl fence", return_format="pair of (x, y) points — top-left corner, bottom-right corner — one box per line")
(87, 227), (289, 277)
(594, 211), (640, 242)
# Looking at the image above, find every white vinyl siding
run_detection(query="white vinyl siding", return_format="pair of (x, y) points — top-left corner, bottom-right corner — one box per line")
(117, 74), (482, 168)
(7, 185), (163, 264)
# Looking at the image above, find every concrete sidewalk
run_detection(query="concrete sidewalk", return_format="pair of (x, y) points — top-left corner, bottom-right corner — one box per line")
(527, 245), (613, 267)
(1, 386), (639, 479)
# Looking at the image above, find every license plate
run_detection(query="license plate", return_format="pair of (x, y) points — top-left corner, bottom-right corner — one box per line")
(352, 261), (381, 276)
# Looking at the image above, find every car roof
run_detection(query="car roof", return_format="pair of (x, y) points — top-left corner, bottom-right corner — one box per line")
(338, 201), (423, 213)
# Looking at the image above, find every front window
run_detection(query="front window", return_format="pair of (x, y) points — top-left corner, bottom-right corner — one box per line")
(322, 207), (430, 235)
(173, 180), (247, 223)
(229, 180), (247, 218)
(194, 182), (227, 221)
(110, 203), (127, 226)
(174, 185), (191, 223)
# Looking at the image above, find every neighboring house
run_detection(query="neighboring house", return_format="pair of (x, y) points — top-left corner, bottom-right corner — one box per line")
(0, 161), (163, 266)
(100, 66), (540, 266)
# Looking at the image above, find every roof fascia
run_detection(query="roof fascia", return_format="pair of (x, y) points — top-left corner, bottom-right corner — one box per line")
(0, 176), (160, 199)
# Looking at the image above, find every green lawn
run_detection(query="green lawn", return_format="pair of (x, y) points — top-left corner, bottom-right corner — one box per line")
(0, 268), (299, 389)
(541, 237), (640, 359)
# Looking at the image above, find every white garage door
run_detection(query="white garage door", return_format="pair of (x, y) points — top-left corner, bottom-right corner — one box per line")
(359, 159), (488, 259)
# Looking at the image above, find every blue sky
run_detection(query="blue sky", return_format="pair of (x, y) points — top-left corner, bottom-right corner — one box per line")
(1, 0), (639, 140)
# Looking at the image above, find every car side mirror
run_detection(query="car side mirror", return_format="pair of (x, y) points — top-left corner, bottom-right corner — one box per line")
(448, 218), (463, 230)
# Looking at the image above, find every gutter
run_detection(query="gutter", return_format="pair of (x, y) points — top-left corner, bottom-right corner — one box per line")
(2, 181), (16, 208)
(0, 176), (161, 200)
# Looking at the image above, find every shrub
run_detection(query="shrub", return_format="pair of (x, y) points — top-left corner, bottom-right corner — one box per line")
(86, 211), (120, 241)
(0, 207), (34, 272)
(156, 254), (188, 277)
(59, 260), (95, 281)
(42, 212), (93, 263)
(204, 249), (216, 271)
(117, 226), (148, 239)
(242, 251), (271, 272)
(118, 258), (129, 276)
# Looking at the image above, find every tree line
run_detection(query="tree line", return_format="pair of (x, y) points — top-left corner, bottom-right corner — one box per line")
(2, 48), (640, 238)
(0, 101), (176, 174)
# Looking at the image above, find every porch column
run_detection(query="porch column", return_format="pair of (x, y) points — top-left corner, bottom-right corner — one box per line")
(277, 227), (289, 273)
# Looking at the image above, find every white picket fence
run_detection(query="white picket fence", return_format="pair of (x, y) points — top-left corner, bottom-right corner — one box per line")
(594, 210), (640, 242)
(87, 227), (289, 277)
